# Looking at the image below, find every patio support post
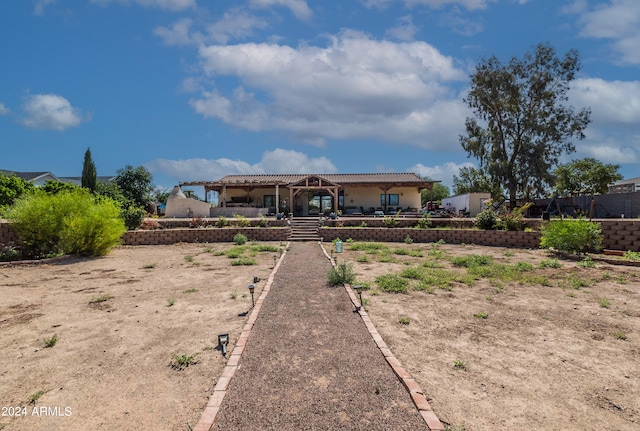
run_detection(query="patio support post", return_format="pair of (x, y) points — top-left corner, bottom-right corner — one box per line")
(275, 184), (279, 214)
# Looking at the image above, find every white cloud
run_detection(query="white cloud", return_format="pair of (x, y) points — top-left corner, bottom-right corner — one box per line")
(190, 31), (468, 149)
(570, 78), (640, 127)
(0, 103), (10, 115)
(20, 94), (89, 131)
(573, 0), (640, 65)
(407, 161), (474, 189)
(386, 15), (419, 41)
(249, 0), (312, 21)
(154, 18), (195, 46)
(363, 0), (495, 10)
(146, 148), (337, 181)
(90, 0), (196, 12)
(206, 9), (270, 44)
(34, 0), (56, 16)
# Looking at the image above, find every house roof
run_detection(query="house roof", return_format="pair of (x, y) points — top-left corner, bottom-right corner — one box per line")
(181, 173), (437, 189)
(612, 177), (640, 186)
(0, 170), (60, 182)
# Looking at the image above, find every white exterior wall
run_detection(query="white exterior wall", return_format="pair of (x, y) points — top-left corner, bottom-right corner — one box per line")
(441, 193), (491, 217)
(344, 186), (422, 211)
(165, 186), (211, 218)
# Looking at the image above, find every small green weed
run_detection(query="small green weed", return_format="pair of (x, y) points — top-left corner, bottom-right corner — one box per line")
(398, 316), (411, 325)
(171, 353), (199, 369)
(474, 312), (489, 319)
(167, 298), (176, 307)
(375, 274), (408, 293)
(598, 298), (610, 308)
(142, 263), (157, 269)
(230, 290), (238, 300)
(613, 330), (627, 340)
(540, 258), (562, 268)
(623, 250), (640, 261)
(184, 255), (194, 263)
(453, 360), (467, 371)
(356, 255), (370, 263)
(29, 390), (45, 404)
(400, 267), (423, 279)
(578, 257), (596, 268)
(43, 334), (59, 348)
(89, 294), (113, 304)
(404, 235), (413, 244)
(231, 258), (257, 266)
(184, 288), (198, 293)
(450, 254), (492, 267)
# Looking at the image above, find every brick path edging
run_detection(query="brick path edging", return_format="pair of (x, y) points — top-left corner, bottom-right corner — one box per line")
(320, 244), (446, 431)
(192, 243), (289, 431)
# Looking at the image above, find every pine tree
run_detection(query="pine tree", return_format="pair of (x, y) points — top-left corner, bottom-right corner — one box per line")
(81, 148), (97, 192)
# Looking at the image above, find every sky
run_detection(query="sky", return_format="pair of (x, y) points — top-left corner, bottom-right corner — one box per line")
(1, 0), (639, 194)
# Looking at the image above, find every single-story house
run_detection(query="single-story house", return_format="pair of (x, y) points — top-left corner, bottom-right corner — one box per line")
(1, 170), (114, 187)
(179, 173), (437, 217)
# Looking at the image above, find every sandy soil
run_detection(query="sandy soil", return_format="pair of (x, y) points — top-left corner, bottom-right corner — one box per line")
(0, 243), (282, 431)
(1, 241), (639, 431)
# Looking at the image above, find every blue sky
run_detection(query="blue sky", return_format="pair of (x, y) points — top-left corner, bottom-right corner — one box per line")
(1, 0), (639, 193)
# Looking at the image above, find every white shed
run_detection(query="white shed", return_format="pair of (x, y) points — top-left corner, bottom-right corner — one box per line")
(441, 193), (492, 217)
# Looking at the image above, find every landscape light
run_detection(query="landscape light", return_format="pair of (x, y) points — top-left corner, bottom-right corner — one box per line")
(218, 333), (229, 357)
(354, 285), (364, 312)
(248, 283), (255, 308)
(253, 276), (261, 283)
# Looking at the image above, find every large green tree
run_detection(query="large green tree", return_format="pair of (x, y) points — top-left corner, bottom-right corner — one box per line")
(114, 165), (153, 209)
(460, 43), (591, 208)
(81, 147), (97, 191)
(452, 166), (501, 198)
(0, 173), (35, 211)
(553, 158), (623, 196)
(421, 180), (449, 206)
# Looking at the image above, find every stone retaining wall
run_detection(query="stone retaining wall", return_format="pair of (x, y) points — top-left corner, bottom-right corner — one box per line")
(2, 219), (640, 251)
(320, 228), (540, 249)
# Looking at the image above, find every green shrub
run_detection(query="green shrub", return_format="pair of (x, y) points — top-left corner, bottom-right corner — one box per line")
(500, 203), (533, 231)
(122, 205), (146, 230)
(474, 209), (498, 230)
(233, 214), (251, 227)
(383, 215), (399, 228)
(215, 216), (229, 227)
(415, 216), (431, 229)
(6, 189), (125, 257)
(328, 262), (356, 286)
(258, 216), (269, 227)
(375, 274), (409, 293)
(540, 219), (602, 255)
(233, 233), (248, 245)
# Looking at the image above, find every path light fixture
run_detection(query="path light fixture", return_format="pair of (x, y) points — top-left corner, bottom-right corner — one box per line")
(248, 283), (255, 308)
(218, 333), (229, 357)
(253, 276), (261, 283)
(354, 285), (364, 312)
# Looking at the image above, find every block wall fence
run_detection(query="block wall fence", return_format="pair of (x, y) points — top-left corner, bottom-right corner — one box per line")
(1, 219), (640, 251)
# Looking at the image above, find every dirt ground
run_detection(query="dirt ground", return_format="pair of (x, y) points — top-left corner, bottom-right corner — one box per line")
(1, 241), (639, 431)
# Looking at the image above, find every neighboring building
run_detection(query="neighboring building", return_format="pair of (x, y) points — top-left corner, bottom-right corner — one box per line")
(0, 170), (60, 186)
(609, 177), (640, 194)
(179, 173), (437, 218)
(0, 170), (114, 187)
(441, 193), (492, 217)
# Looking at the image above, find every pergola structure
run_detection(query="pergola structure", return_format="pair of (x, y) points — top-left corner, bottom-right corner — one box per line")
(180, 173), (437, 216)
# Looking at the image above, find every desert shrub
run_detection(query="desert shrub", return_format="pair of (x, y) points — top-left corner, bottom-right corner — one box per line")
(233, 233), (248, 245)
(450, 254), (492, 267)
(383, 215), (399, 228)
(122, 205), (146, 230)
(501, 203), (533, 231)
(328, 262), (356, 286)
(233, 214), (251, 227)
(258, 216), (269, 228)
(189, 216), (207, 228)
(375, 274), (409, 293)
(540, 219), (602, 255)
(415, 216), (432, 229)
(140, 219), (161, 230)
(215, 216), (229, 227)
(6, 189), (125, 257)
(474, 209), (498, 230)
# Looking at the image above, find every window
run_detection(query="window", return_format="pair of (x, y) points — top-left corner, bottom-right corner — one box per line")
(263, 195), (276, 208)
(380, 194), (399, 206)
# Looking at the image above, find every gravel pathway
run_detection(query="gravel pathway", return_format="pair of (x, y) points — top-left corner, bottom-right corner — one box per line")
(211, 242), (428, 431)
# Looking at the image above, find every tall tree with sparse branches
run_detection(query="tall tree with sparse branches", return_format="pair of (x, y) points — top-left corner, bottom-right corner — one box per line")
(460, 43), (591, 208)
(81, 148), (97, 192)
